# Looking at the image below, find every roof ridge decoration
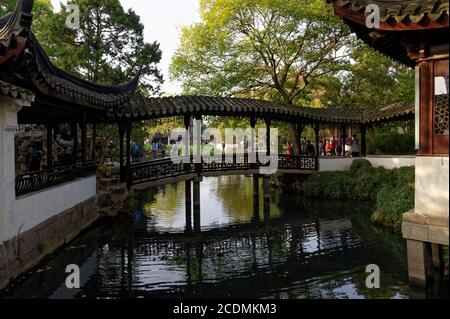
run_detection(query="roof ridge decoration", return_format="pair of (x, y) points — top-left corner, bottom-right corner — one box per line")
(1, 0), (140, 110)
(0, 0), (33, 65)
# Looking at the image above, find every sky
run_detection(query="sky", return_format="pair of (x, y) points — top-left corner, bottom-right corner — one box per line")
(50, 0), (201, 94)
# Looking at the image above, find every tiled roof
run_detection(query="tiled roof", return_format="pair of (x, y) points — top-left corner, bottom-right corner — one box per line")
(113, 96), (414, 125)
(0, 0), (139, 110)
(364, 100), (415, 123)
(328, 0), (449, 67)
(0, 80), (35, 103)
(329, 0), (449, 24)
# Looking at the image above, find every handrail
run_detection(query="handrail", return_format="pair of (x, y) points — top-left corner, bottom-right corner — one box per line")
(128, 155), (317, 188)
(15, 161), (99, 197)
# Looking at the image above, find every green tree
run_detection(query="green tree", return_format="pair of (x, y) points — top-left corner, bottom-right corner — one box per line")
(50, 0), (163, 95)
(170, 0), (352, 105)
(315, 42), (414, 109)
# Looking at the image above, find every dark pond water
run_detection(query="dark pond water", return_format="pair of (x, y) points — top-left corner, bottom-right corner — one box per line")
(1, 176), (448, 299)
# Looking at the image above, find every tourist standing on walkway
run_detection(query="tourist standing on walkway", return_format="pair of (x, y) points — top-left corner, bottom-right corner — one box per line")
(351, 134), (360, 158)
(287, 141), (293, 159)
(26, 144), (43, 172)
(319, 140), (324, 157)
(325, 140), (333, 156)
(306, 140), (316, 156)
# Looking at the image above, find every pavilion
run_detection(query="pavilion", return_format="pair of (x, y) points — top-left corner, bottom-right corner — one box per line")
(328, 0), (449, 287)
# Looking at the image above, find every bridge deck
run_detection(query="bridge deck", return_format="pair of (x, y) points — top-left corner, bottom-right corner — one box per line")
(128, 154), (317, 189)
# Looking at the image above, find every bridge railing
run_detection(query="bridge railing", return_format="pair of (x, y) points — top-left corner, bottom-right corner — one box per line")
(128, 154), (317, 188)
(15, 161), (99, 197)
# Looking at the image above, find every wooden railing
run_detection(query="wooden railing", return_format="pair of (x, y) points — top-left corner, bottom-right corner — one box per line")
(128, 154), (317, 188)
(15, 161), (99, 197)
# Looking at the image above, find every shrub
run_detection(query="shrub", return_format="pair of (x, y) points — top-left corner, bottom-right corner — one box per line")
(367, 133), (415, 155)
(353, 172), (380, 201)
(376, 184), (414, 230)
(303, 173), (321, 198)
(321, 172), (354, 200)
(395, 166), (415, 188)
(303, 172), (354, 200)
(350, 159), (373, 176)
(302, 160), (416, 232)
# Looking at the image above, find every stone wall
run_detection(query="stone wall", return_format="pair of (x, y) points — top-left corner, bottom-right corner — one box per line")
(415, 156), (449, 219)
(0, 197), (98, 290)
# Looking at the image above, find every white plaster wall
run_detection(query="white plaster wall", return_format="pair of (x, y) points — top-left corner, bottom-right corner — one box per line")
(10, 176), (97, 238)
(319, 156), (415, 172)
(0, 97), (27, 243)
(415, 156), (449, 218)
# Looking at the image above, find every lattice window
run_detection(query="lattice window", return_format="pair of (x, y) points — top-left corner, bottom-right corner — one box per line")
(434, 94), (449, 135)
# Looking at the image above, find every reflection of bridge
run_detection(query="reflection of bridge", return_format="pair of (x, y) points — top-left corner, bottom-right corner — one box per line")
(128, 154), (317, 233)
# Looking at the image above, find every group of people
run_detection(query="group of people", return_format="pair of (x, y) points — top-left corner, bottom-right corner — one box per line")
(131, 140), (166, 163)
(284, 134), (361, 158)
(285, 139), (316, 157)
(319, 134), (360, 158)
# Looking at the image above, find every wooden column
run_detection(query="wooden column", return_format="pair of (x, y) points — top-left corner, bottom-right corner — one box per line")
(360, 124), (367, 157)
(193, 113), (202, 170)
(340, 124), (347, 157)
(90, 123), (97, 161)
(71, 121), (78, 163)
(185, 180), (192, 233)
(296, 123), (305, 155)
(265, 117), (271, 157)
(81, 112), (87, 163)
(125, 120), (132, 190)
(193, 177), (201, 232)
(314, 123), (320, 170)
(253, 174), (260, 221)
(45, 122), (53, 169)
(184, 113), (191, 162)
(119, 121), (125, 183)
(250, 114), (257, 163)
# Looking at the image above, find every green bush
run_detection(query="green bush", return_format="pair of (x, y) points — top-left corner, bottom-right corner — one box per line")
(367, 133), (415, 155)
(395, 166), (415, 187)
(321, 172), (354, 200)
(303, 173), (321, 198)
(303, 172), (354, 200)
(350, 159), (373, 176)
(376, 184), (415, 230)
(302, 161), (416, 232)
(353, 172), (380, 201)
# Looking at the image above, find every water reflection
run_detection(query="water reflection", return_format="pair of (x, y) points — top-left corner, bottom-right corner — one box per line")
(1, 176), (448, 299)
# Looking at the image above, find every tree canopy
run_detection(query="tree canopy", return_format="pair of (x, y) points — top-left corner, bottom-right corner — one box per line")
(171, 0), (352, 105)
(170, 0), (414, 109)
